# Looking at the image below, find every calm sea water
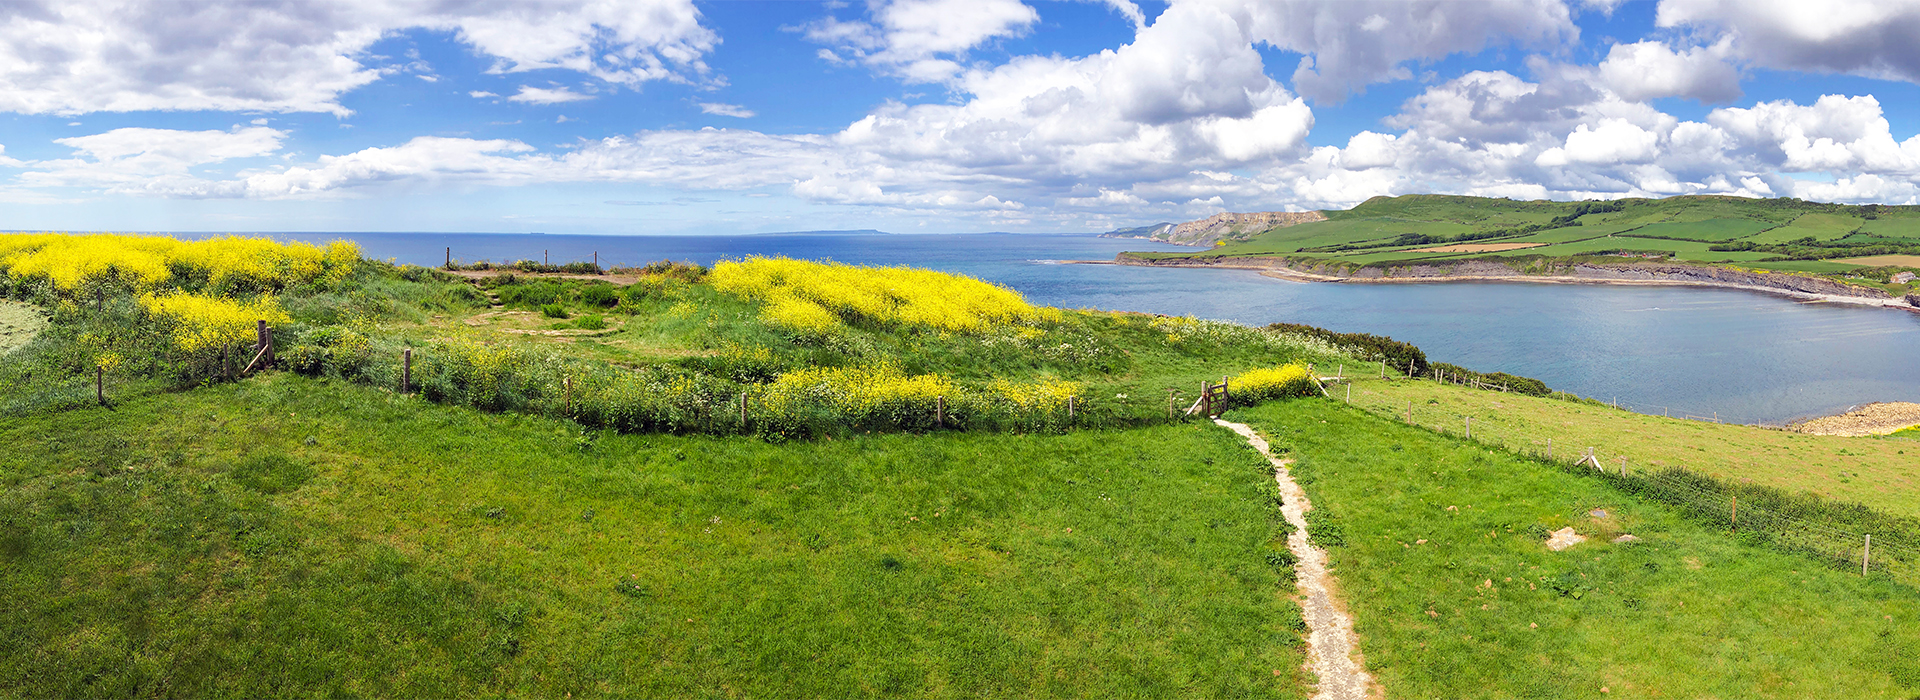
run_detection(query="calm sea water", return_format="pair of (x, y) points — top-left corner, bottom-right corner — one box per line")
(252, 231), (1920, 425)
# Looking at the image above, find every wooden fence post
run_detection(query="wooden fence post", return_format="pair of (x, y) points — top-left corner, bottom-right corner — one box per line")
(594, 252), (599, 270)
(740, 391), (748, 427)
(1547, 438), (1553, 460)
(564, 376), (572, 416)
(1221, 377), (1230, 408)
(937, 395), (946, 427)
(1345, 383), (1351, 404)
(1465, 416), (1472, 439)
(1201, 382), (1210, 418)
(446, 247), (451, 268)
(544, 249), (548, 266)
(1067, 395), (1075, 421)
(1166, 389), (1175, 419)
(1337, 364), (1343, 379)
(403, 349), (412, 394)
(1864, 535), (1872, 576)
(1731, 495), (1738, 529)
(1405, 400), (1412, 424)
(96, 366), (104, 405)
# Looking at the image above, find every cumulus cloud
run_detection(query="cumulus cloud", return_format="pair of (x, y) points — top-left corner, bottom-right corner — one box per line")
(1224, 0), (1579, 102)
(1598, 38), (1742, 102)
(1656, 0), (1920, 84)
(0, 0), (716, 116)
(805, 0), (1038, 83)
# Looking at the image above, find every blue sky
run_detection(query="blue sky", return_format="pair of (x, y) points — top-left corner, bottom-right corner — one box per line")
(2, 0), (1919, 234)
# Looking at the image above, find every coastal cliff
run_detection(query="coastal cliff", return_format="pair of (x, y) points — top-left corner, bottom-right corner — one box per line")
(1101, 210), (1326, 246)
(1115, 252), (1915, 305)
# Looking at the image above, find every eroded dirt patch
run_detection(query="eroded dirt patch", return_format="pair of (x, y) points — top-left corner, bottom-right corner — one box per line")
(1791, 402), (1920, 437)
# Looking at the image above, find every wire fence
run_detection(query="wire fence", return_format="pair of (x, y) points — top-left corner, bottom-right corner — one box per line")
(1329, 377), (1920, 587)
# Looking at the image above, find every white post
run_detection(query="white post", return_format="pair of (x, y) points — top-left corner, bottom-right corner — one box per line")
(1380, 359), (1386, 379)
(1547, 438), (1552, 459)
(1864, 535), (1872, 576)
(1465, 416), (1472, 439)
(1345, 383), (1351, 404)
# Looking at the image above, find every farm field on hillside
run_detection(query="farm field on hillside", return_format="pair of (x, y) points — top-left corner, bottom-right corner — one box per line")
(1341, 378), (1920, 515)
(1860, 217), (1920, 241)
(1232, 399), (1920, 699)
(1748, 213), (1863, 243)
(1622, 218), (1775, 242)
(0, 374), (1310, 698)
(1835, 254), (1920, 268)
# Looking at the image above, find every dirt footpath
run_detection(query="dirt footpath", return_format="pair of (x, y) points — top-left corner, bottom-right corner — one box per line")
(1791, 402), (1920, 436)
(1216, 419), (1379, 700)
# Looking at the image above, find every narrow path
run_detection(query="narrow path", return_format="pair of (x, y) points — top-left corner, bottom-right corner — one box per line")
(1215, 418), (1377, 700)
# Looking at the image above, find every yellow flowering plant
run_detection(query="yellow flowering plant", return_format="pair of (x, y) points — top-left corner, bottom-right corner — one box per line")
(710, 257), (1057, 334)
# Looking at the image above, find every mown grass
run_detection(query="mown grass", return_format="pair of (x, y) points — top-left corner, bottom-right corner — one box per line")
(1341, 377), (1920, 515)
(0, 372), (1310, 697)
(0, 299), (45, 354)
(1231, 398), (1920, 698)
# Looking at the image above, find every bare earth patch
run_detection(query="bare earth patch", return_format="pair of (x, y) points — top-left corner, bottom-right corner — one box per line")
(1790, 402), (1920, 436)
(0, 300), (48, 354)
(1408, 242), (1546, 253)
(1217, 419), (1379, 700)
(1832, 254), (1920, 268)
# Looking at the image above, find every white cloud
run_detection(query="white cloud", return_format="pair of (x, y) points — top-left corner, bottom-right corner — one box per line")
(509, 86), (593, 105)
(699, 102), (757, 118)
(1656, 0), (1920, 84)
(21, 127), (285, 195)
(1225, 0), (1579, 102)
(470, 91), (500, 98)
(1598, 38), (1742, 102)
(0, 0), (716, 116)
(805, 0), (1038, 83)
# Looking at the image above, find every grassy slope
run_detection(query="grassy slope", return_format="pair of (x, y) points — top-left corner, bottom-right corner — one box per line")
(1232, 398), (1920, 699)
(1343, 377), (1920, 515)
(1132, 197), (1920, 278)
(0, 373), (1309, 698)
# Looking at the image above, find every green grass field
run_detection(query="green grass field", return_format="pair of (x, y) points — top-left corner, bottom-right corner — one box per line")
(1342, 378), (1920, 515)
(1859, 217), (1920, 241)
(1232, 398), (1920, 699)
(1622, 218), (1775, 242)
(0, 373), (1310, 697)
(1748, 213), (1863, 243)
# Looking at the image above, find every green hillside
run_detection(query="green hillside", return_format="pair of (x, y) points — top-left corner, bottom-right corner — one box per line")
(1125, 195), (1920, 295)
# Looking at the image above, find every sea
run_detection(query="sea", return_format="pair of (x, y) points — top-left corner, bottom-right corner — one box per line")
(242, 230), (1920, 425)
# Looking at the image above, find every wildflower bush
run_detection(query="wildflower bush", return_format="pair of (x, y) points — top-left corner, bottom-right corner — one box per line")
(139, 292), (290, 353)
(0, 232), (358, 298)
(1228, 364), (1317, 405)
(710, 257), (1058, 334)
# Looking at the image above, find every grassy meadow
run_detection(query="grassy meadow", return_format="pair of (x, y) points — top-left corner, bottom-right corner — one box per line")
(1, 373), (1310, 697)
(1230, 399), (1920, 699)
(1341, 377), (1920, 515)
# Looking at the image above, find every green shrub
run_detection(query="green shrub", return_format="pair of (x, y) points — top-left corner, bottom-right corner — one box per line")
(1266, 322), (1427, 376)
(578, 284), (619, 308)
(540, 304), (568, 319)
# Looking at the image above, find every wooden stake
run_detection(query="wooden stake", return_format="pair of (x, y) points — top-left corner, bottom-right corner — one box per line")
(1731, 495), (1738, 529)
(544, 249), (548, 266)
(740, 391), (748, 426)
(1337, 363), (1343, 379)
(1465, 416), (1472, 439)
(403, 348), (412, 394)
(1345, 383), (1351, 404)
(1167, 389), (1175, 419)
(1068, 395), (1075, 421)
(1380, 359), (1386, 379)
(1405, 400), (1412, 424)
(96, 366), (103, 405)
(446, 246), (451, 268)
(1547, 438), (1552, 460)
(1865, 534), (1872, 576)
(1620, 456), (1628, 476)
(594, 251), (598, 270)
(564, 376), (572, 416)
(937, 395), (946, 427)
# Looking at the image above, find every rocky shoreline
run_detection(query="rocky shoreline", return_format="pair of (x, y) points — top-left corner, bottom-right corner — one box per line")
(1113, 253), (1920, 311)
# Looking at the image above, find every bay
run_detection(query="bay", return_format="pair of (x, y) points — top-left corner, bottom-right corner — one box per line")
(253, 231), (1920, 425)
